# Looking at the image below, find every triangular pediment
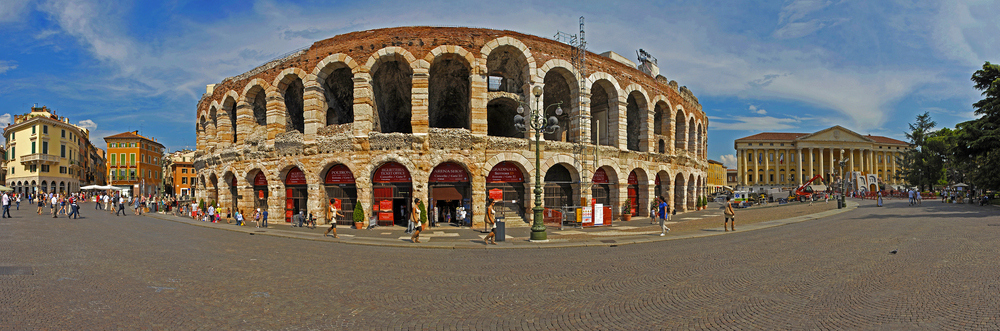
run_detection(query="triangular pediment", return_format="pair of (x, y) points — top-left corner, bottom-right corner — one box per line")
(795, 126), (873, 143)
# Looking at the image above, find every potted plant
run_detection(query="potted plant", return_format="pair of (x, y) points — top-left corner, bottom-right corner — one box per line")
(353, 202), (365, 229)
(620, 198), (632, 222)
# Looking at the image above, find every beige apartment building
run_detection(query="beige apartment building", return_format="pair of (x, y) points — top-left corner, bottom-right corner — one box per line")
(4, 106), (96, 194)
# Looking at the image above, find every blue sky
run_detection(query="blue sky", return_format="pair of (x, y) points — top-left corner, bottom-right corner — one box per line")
(1, 0), (997, 168)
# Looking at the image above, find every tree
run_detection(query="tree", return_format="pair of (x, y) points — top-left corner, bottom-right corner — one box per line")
(898, 112), (942, 191)
(955, 62), (1000, 189)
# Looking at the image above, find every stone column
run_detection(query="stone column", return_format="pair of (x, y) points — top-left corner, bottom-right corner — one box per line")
(469, 72), (489, 136)
(302, 78), (325, 143)
(818, 148), (824, 181)
(235, 101), (253, 145)
(617, 99), (628, 151)
(848, 148), (855, 175)
(352, 73), (375, 136)
(797, 148), (804, 185)
(410, 69), (430, 135)
(215, 113), (232, 149)
(265, 89), (286, 140)
(763, 148), (770, 184)
(739, 148), (746, 186)
(752, 149), (759, 185)
(308, 181), (326, 224)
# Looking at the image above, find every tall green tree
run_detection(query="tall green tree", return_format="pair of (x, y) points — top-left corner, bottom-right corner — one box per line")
(898, 112), (942, 191)
(955, 62), (1000, 189)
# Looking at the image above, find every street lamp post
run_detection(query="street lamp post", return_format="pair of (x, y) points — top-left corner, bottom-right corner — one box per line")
(838, 158), (849, 208)
(514, 85), (563, 242)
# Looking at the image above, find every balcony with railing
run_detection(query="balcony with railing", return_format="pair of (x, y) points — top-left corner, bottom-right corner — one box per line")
(21, 153), (60, 165)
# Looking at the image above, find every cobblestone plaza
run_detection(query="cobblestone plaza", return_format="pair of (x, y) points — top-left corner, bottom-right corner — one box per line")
(1, 199), (998, 329)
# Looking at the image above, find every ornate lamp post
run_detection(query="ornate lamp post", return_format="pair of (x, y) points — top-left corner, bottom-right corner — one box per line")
(838, 158), (849, 208)
(514, 85), (562, 242)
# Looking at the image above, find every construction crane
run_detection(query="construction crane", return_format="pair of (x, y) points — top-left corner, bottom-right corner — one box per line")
(794, 175), (827, 199)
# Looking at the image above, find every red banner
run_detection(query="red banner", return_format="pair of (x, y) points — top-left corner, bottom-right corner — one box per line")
(379, 212), (394, 221)
(593, 168), (610, 184)
(324, 164), (355, 184)
(254, 172), (267, 186)
(257, 190), (264, 200)
(486, 162), (524, 183)
(628, 171), (638, 185)
(489, 188), (504, 201)
(379, 200), (393, 211)
(373, 162), (411, 183)
(429, 162), (469, 183)
(285, 167), (306, 185)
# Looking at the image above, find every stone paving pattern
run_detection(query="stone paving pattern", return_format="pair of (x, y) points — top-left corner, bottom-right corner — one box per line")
(1, 199), (998, 330)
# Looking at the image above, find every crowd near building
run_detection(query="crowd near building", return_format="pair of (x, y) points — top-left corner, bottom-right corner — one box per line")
(4, 106), (105, 194)
(735, 126), (910, 192)
(192, 26), (710, 228)
(104, 131), (165, 196)
(162, 149), (196, 197)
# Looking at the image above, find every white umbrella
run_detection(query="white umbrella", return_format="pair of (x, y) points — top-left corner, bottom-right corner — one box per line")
(952, 183), (969, 188)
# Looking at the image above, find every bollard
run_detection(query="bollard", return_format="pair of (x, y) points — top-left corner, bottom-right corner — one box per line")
(495, 219), (505, 242)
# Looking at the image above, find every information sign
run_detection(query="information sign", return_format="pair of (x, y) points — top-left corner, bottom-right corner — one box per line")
(373, 162), (411, 183)
(324, 164), (355, 184)
(285, 168), (306, 185)
(593, 204), (604, 226)
(379, 200), (393, 211)
(488, 188), (504, 201)
(582, 206), (593, 225)
(593, 168), (609, 184)
(429, 162), (469, 182)
(486, 162), (525, 183)
(254, 172), (267, 186)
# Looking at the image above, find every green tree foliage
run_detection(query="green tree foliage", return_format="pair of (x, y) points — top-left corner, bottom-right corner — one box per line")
(955, 62), (1000, 189)
(898, 112), (943, 191)
(353, 202), (365, 223)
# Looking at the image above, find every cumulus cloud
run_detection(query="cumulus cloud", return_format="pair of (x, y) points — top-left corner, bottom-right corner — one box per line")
(0, 113), (11, 126)
(709, 115), (804, 131)
(78, 119), (97, 130)
(0, 60), (16, 74)
(748, 105), (767, 115)
(719, 154), (738, 169)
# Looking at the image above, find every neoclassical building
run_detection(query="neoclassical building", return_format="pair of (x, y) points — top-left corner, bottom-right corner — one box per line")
(735, 126), (910, 192)
(194, 26), (708, 228)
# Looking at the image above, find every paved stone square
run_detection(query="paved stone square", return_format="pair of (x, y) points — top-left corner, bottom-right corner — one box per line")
(1, 199), (998, 330)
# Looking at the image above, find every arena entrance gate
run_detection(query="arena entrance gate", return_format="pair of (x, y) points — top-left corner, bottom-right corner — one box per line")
(486, 161), (526, 223)
(252, 171), (269, 214)
(324, 164), (357, 226)
(592, 168), (615, 224)
(627, 170), (643, 216)
(372, 162), (412, 227)
(543, 164), (575, 225)
(428, 162), (471, 227)
(284, 167), (308, 223)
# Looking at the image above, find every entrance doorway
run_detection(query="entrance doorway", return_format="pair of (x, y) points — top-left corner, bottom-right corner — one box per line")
(486, 161), (527, 223)
(284, 167), (308, 223)
(252, 171), (269, 214)
(592, 167), (617, 222)
(543, 164), (576, 225)
(372, 162), (413, 227)
(324, 164), (357, 226)
(429, 162), (471, 227)
(228, 174), (239, 216)
(627, 170), (644, 216)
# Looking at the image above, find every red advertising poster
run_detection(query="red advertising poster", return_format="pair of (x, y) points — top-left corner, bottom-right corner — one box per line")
(254, 172), (268, 186)
(285, 167), (306, 185)
(285, 198), (295, 210)
(285, 210), (293, 222)
(373, 162), (411, 183)
(379, 200), (393, 211)
(257, 190), (264, 200)
(628, 171), (638, 185)
(486, 162), (524, 183)
(489, 188), (504, 201)
(429, 162), (469, 182)
(593, 168), (609, 184)
(378, 212), (394, 221)
(324, 164), (355, 184)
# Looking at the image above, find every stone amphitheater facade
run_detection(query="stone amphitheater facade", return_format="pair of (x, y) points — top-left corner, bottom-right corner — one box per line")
(193, 26), (708, 228)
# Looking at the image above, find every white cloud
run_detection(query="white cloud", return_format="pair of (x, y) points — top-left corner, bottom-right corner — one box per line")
(748, 105), (766, 115)
(719, 154), (737, 169)
(0, 113), (10, 126)
(0, 0), (32, 23)
(928, 0), (998, 67)
(78, 119), (97, 130)
(0, 60), (16, 74)
(709, 115), (804, 131)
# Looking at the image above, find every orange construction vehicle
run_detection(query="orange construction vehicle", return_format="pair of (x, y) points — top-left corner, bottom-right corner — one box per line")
(795, 175), (826, 198)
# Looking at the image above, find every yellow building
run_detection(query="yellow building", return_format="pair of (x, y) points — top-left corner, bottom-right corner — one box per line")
(4, 106), (94, 194)
(734, 126), (910, 190)
(707, 159), (726, 194)
(104, 131), (165, 196)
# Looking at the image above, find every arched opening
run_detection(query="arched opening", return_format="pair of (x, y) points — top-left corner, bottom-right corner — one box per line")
(283, 167), (308, 223)
(591, 167), (617, 225)
(626, 92), (646, 152)
(591, 80), (617, 146)
(372, 162), (413, 227)
(209, 107), (218, 132)
(428, 54), (471, 129)
(486, 161), (528, 223)
(544, 163), (577, 225)
(40, 181), (47, 193)
(372, 58), (412, 133)
(199, 115), (207, 136)
(282, 77), (305, 133)
(322, 66), (355, 125)
(59, 181), (65, 194)
(223, 96), (237, 143)
(486, 45), (528, 94)
(654, 102), (669, 153)
(674, 173), (686, 213)
(250, 170), (269, 214)
(687, 118), (696, 153)
(542, 69), (573, 142)
(209, 174), (219, 207)
(654, 171), (670, 210)
(627, 169), (648, 217)
(247, 86), (267, 126)
(487, 98), (522, 138)
(428, 162), (472, 226)
(675, 111), (686, 151)
(323, 164), (357, 226)
(658, 140), (665, 154)
(225, 172), (238, 217)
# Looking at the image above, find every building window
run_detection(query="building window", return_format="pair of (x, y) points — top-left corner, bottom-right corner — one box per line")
(130, 153), (135, 165)
(770, 143), (774, 146)
(32, 125), (36, 134)
(110, 154), (116, 165)
(59, 166), (67, 174)
(41, 165), (50, 172)
(42, 141), (48, 154)
(182, 177), (187, 184)
(769, 153), (774, 162)
(61, 145), (66, 158)
(759, 174), (764, 182)
(61, 129), (65, 138)
(119, 153), (125, 165)
(181, 168), (187, 174)
(130, 170), (136, 180)
(770, 174), (774, 182)
(43, 125), (48, 134)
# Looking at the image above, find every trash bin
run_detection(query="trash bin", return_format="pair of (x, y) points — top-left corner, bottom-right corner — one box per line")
(837, 199), (843, 209)
(495, 218), (506, 242)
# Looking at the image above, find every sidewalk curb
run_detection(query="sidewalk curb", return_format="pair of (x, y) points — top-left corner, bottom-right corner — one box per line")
(145, 200), (859, 249)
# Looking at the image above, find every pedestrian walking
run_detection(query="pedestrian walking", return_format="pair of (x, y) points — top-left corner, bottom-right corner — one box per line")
(235, 209), (244, 226)
(908, 189), (915, 206)
(410, 198), (423, 243)
(69, 197), (80, 219)
(658, 196), (670, 236)
(117, 195), (127, 216)
(916, 191), (922, 205)
(483, 199), (497, 245)
(253, 209), (261, 228)
(207, 204), (215, 223)
(724, 198), (736, 231)
(51, 194), (58, 218)
(261, 208), (268, 228)
(2, 193), (11, 218)
(324, 199), (341, 238)
(649, 200), (658, 225)
(15, 194), (20, 210)
(36, 196), (44, 215)
(877, 191), (884, 207)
